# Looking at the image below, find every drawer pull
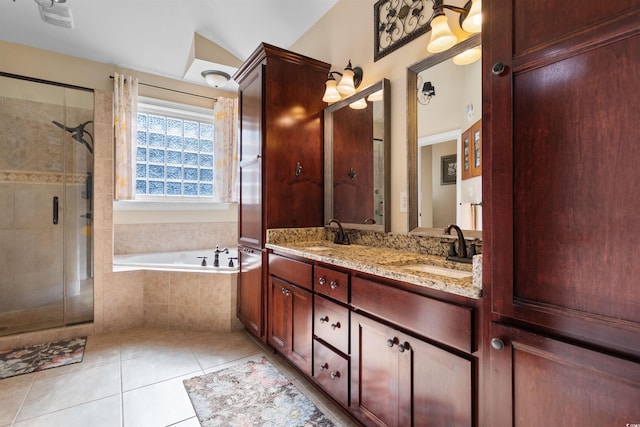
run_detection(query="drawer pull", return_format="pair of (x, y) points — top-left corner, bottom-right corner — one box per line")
(330, 280), (338, 289)
(318, 277), (326, 286)
(319, 316), (329, 323)
(330, 322), (340, 330)
(491, 337), (505, 351)
(330, 371), (340, 380)
(319, 362), (328, 371)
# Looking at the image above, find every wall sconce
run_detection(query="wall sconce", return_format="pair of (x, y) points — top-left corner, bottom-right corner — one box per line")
(426, 0), (482, 54)
(201, 70), (231, 88)
(417, 79), (436, 105)
(322, 60), (364, 104)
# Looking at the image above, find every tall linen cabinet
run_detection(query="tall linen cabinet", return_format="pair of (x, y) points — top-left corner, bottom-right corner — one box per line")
(483, 1), (640, 424)
(233, 43), (330, 341)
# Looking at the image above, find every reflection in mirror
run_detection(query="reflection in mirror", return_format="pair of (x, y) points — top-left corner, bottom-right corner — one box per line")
(324, 79), (390, 232)
(407, 34), (481, 237)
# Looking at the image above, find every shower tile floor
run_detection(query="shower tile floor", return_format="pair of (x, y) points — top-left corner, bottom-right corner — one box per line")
(0, 327), (359, 427)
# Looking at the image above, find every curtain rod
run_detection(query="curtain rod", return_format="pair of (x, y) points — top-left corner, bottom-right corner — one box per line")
(109, 75), (218, 101)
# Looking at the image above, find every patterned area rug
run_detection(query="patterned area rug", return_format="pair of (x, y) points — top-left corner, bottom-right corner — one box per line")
(183, 357), (335, 426)
(0, 336), (86, 380)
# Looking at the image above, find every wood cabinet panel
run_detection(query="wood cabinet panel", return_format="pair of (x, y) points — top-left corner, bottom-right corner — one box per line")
(237, 246), (263, 338)
(489, 323), (640, 427)
(314, 295), (349, 355)
(313, 339), (349, 407)
(351, 276), (473, 353)
(267, 275), (313, 376)
(314, 265), (349, 303)
(269, 254), (313, 291)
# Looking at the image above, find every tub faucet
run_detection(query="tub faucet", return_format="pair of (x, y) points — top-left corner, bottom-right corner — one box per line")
(444, 224), (471, 263)
(214, 246), (229, 267)
(328, 219), (350, 245)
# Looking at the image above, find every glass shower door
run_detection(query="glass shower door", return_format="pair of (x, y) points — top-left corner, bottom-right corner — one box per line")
(0, 74), (94, 336)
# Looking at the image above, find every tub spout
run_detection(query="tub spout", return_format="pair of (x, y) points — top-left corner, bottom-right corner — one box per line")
(214, 246), (229, 267)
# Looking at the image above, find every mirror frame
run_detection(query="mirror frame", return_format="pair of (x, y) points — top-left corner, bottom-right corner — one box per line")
(407, 34), (481, 236)
(324, 78), (391, 232)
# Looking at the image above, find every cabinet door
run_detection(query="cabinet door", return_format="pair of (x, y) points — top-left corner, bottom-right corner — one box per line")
(399, 331), (472, 427)
(238, 66), (263, 248)
(237, 246), (263, 338)
(489, 323), (640, 427)
(267, 276), (313, 376)
(486, 0), (640, 355)
(351, 312), (399, 427)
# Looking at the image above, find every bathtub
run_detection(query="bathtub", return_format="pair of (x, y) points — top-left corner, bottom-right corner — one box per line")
(113, 249), (239, 273)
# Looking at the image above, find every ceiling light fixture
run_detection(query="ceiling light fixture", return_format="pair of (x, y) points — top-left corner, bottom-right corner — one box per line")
(322, 60), (364, 104)
(34, 0), (73, 29)
(201, 70), (231, 88)
(426, 0), (482, 54)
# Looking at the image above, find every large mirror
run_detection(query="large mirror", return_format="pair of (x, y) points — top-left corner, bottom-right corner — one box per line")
(407, 34), (481, 237)
(324, 79), (390, 232)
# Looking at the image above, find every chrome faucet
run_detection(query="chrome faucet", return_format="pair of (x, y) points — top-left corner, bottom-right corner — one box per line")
(328, 219), (350, 245)
(444, 224), (471, 263)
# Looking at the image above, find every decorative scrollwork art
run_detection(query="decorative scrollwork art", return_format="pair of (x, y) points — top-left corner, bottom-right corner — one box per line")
(374, 0), (433, 61)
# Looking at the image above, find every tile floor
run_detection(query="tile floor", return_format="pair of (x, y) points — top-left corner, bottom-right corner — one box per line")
(0, 327), (359, 427)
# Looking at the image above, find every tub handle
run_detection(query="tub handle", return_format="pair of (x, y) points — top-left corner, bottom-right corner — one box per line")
(197, 256), (208, 266)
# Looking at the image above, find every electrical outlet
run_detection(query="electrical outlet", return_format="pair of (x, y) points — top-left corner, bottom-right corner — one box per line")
(400, 192), (408, 213)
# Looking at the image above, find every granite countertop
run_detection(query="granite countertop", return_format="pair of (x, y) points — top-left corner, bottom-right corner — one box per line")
(265, 239), (482, 299)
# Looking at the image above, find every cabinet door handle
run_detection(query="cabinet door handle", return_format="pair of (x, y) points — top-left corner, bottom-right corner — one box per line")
(398, 342), (410, 353)
(329, 280), (338, 289)
(319, 316), (329, 323)
(318, 277), (326, 286)
(492, 61), (506, 76)
(491, 337), (505, 351)
(52, 196), (59, 225)
(330, 371), (340, 380)
(330, 322), (340, 330)
(387, 338), (395, 347)
(295, 161), (303, 176)
(318, 362), (328, 371)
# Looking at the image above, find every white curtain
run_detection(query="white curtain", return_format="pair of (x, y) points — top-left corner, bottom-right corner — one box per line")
(212, 97), (239, 203)
(113, 72), (138, 200)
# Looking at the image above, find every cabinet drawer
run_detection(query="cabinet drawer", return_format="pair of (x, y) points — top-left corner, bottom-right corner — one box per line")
(351, 276), (473, 353)
(313, 339), (349, 407)
(314, 265), (349, 303)
(314, 296), (349, 354)
(268, 254), (312, 290)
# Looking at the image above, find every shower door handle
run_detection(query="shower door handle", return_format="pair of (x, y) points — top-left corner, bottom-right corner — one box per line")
(53, 196), (59, 225)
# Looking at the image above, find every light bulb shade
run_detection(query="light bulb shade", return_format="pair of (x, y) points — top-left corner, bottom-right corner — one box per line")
(462, 0), (482, 33)
(201, 70), (230, 88)
(453, 46), (482, 65)
(427, 15), (457, 53)
(367, 89), (383, 102)
(349, 98), (368, 109)
(337, 68), (356, 95)
(322, 78), (342, 103)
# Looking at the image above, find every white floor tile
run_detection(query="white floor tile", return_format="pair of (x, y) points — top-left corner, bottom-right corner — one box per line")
(14, 395), (122, 427)
(123, 375), (195, 427)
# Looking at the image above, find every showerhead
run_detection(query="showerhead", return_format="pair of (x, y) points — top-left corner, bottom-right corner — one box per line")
(52, 120), (94, 155)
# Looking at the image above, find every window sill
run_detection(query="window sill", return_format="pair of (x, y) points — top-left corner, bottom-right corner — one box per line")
(113, 200), (234, 211)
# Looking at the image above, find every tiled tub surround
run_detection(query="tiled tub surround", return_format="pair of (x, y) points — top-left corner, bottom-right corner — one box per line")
(114, 221), (237, 255)
(266, 227), (482, 298)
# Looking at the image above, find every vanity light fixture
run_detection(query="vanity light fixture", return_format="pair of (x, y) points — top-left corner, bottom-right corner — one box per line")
(426, 0), (482, 54)
(201, 70), (231, 88)
(367, 89), (383, 102)
(417, 80), (436, 105)
(322, 60), (364, 104)
(349, 98), (368, 110)
(453, 46), (482, 65)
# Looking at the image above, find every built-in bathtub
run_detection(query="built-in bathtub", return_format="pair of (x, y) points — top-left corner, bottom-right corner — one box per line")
(112, 249), (242, 332)
(113, 249), (239, 273)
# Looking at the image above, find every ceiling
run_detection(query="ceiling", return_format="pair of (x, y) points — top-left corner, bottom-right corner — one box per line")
(0, 0), (338, 92)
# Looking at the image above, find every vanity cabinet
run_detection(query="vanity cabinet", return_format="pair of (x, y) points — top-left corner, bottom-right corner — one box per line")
(485, 0), (640, 423)
(267, 254), (314, 376)
(234, 44), (330, 340)
(350, 276), (475, 427)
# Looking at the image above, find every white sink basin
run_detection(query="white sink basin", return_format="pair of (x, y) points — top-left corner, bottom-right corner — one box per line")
(400, 264), (472, 279)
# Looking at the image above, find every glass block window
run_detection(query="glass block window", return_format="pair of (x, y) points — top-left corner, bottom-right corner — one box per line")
(136, 100), (215, 198)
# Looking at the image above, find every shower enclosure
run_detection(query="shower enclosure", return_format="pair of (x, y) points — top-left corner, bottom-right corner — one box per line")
(0, 73), (94, 336)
